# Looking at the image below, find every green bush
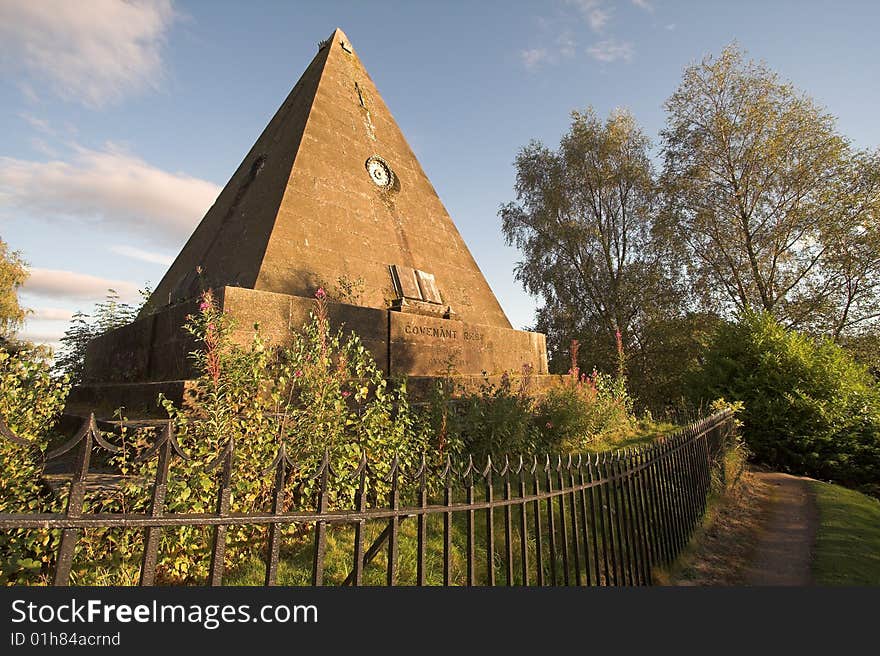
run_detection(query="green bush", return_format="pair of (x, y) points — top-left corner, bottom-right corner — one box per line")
(690, 312), (880, 494)
(437, 372), (542, 460)
(0, 346), (69, 584)
(535, 370), (633, 452)
(79, 288), (432, 584)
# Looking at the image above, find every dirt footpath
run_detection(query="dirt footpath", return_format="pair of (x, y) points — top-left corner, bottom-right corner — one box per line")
(743, 472), (818, 586)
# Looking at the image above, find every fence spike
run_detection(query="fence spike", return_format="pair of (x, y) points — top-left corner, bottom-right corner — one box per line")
(481, 454), (493, 479)
(46, 415), (93, 460)
(440, 454), (453, 479)
(0, 413), (36, 447)
(91, 416), (123, 453)
(462, 454), (475, 479)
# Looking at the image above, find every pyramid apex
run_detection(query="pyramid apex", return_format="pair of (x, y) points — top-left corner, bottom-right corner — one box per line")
(318, 27), (353, 54)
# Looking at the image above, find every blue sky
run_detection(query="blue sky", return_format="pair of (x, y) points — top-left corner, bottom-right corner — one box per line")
(2, 0), (879, 348)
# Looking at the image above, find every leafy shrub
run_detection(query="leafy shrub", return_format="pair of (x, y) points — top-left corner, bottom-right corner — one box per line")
(536, 370), (633, 452)
(690, 312), (880, 494)
(424, 363), (637, 459)
(0, 347), (69, 584)
(435, 371), (542, 460)
(82, 288), (431, 584)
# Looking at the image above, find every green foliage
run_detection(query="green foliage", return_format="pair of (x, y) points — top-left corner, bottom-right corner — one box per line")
(55, 287), (150, 384)
(0, 346), (69, 584)
(0, 237), (28, 342)
(660, 43), (880, 335)
(423, 366), (637, 459)
(690, 312), (880, 493)
(810, 480), (880, 585)
(500, 106), (684, 411)
(535, 370), (633, 452)
(840, 331), (880, 382)
(80, 287), (431, 584)
(439, 373), (542, 460)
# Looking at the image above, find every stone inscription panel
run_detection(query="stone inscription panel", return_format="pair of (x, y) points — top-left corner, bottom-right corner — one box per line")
(389, 313), (547, 377)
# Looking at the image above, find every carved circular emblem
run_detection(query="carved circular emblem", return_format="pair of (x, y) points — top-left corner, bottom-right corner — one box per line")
(365, 155), (394, 188)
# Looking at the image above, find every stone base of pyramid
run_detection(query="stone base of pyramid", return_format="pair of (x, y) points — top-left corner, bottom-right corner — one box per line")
(69, 286), (558, 418)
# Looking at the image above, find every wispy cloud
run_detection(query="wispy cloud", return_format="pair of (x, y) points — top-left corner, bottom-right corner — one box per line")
(110, 244), (174, 266)
(520, 48), (551, 71)
(631, 0), (654, 12)
(588, 38), (634, 63)
(21, 267), (139, 302)
(557, 31), (577, 58)
(18, 112), (55, 135)
(567, 0), (612, 33)
(0, 144), (220, 248)
(0, 0), (178, 107)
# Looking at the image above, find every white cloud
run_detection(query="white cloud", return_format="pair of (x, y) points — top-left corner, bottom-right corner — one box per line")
(557, 31), (577, 58)
(0, 0), (177, 107)
(22, 267), (139, 302)
(666, 23), (677, 31)
(18, 112), (55, 135)
(0, 144), (220, 248)
(31, 307), (74, 321)
(632, 0), (653, 12)
(588, 39), (634, 62)
(568, 1), (611, 33)
(110, 244), (174, 266)
(521, 48), (550, 71)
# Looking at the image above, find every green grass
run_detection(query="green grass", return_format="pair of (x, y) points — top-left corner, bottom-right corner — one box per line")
(810, 480), (880, 586)
(586, 420), (678, 453)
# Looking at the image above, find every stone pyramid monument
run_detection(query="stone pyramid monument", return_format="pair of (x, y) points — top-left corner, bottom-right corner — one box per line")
(74, 28), (550, 415)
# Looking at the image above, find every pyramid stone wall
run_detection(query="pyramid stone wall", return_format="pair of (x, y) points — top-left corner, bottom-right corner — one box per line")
(74, 29), (554, 416)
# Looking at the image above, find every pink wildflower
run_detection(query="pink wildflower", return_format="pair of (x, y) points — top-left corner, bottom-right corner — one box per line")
(315, 287), (327, 300)
(545, 421), (554, 430)
(207, 323), (216, 332)
(199, 301), (210, 311)
(342, 390), (351, 398)
(294, 370), (303, 378)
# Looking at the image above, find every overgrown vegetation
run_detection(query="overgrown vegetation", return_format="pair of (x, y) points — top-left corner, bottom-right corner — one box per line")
(690, 312), (880, 495)
(0, 280), (664, 584)
(0, 347), (68, 584)
(0, 237), (28, 343)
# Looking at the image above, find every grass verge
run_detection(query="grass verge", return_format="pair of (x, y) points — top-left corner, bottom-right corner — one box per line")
(654, 445), (766, 586)
(809, 480), (880, 586)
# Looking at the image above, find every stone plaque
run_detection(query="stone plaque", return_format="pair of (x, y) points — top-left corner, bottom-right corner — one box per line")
(415, 269), (442, 304)
(390, 264), (421, 300)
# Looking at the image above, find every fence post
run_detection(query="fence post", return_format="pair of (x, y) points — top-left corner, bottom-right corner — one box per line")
(52, 415), (95, 586)
(531, 456), (544, 586)
(140, 424), (173, 586)
(311, 450), (329, 586)
(416, 455), (427, 587)
(351, 453), (368, 587)
(465, 456), (476, 587)
(386, 456), (400, 586)
(484, 456), (495, 587)
(443, 457), (453, 586)
(518, 457), (530, 586)
(501, 456), (514, 586)
(567, 456), (583, 586)
(555, 457), (571, 586)
(208, 439), (235, 586)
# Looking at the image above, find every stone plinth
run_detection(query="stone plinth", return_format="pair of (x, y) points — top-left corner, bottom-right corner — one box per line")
(69, 286), (553, 417)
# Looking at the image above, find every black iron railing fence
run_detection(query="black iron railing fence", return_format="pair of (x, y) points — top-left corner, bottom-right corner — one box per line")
(0, 410), (734, 586)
